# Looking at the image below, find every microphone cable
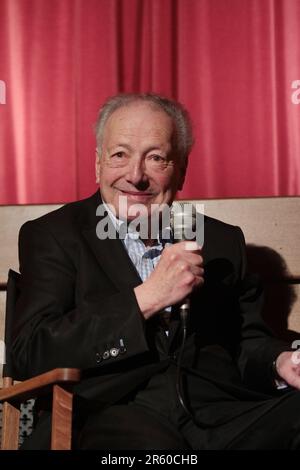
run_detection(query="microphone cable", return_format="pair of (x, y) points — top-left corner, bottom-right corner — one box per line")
(175, 301), (193, 419)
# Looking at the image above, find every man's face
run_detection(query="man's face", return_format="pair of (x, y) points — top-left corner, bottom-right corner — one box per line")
(96, 102), (186, 220)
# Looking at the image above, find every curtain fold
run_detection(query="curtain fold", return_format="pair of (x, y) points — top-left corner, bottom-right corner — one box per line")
(0, 0), (299, 204)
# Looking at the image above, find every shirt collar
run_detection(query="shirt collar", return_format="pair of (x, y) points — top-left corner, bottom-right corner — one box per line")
(102, 198), (123, 232)
(101, 197), (172, 245)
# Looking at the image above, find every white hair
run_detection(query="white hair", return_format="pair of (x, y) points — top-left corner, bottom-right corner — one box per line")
(95, 93), (194, 167)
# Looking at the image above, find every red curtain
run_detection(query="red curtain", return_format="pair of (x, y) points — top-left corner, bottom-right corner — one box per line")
(0, 0), (299, 204)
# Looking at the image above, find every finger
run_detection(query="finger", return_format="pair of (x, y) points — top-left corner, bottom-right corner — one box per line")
(171, 241), (202, 254)
(189, 265), (204, 277)
(287, 374), (300, 390)
(193, 275), (205, 288)
(183, 252), (203, 266)
(184, 241), (202, 252)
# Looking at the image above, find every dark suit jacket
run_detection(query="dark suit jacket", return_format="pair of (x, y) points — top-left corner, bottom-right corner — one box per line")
(12, 191), (288, 432)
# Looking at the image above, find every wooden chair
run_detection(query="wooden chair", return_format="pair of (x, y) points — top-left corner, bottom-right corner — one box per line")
(0, 269), (81, 450)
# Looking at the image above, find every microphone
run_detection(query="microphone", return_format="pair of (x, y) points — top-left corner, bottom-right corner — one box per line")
(170, 202), (198, 327)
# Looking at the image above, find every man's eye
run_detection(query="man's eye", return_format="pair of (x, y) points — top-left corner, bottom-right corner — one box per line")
(150, 155), (166, 162)
(112, 152), (124, 159)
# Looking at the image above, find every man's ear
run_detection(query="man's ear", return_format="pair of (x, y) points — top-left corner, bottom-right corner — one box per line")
(95, 150), (101, 184)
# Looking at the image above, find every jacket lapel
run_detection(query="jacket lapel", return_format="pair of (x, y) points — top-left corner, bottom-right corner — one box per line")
(81, 192), (142, 292)
(83, 226), (142, 291)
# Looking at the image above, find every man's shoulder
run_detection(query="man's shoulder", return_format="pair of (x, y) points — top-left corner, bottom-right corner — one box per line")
(204, 213), (242, 236)
(20, 192), (101, 235)
(202, 213), (244, 252)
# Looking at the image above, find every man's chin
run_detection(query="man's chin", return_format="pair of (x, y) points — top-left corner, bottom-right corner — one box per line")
(113, 194), (171, 221)
(118, 207), (151, 222)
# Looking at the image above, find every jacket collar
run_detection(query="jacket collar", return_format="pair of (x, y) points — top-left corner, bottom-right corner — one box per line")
(82, 191), (142, 292)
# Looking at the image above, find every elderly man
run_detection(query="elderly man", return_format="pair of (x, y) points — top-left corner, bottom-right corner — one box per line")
(14, 93), (300, 449)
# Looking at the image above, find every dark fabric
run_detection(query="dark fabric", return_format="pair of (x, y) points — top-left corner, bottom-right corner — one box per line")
(20, 411), (51, 450)
(181, 390), (300, 450)
(3, 269), (20, 377)
(21, 376), (300, 450)
(77, 390), (300, 451)
(12, 191), (297, 449)
(78, 404), (189, 450)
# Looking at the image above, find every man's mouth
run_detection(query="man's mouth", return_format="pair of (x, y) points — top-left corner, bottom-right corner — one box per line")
(118, 189), (154, 198)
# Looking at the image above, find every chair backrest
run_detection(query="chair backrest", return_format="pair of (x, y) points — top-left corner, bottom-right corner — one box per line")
(3, 270), (20, 380)
(0, 204), (62, 383)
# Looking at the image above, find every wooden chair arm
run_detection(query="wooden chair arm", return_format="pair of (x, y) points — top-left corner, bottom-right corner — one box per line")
(0, 368), (81, 403)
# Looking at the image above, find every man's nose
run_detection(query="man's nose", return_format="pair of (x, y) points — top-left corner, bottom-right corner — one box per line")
(125, 158), (148, 186)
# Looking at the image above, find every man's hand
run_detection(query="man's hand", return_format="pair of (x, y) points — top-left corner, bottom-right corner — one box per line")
(134, 241), (204, 319)
(275, 350), (300, 390)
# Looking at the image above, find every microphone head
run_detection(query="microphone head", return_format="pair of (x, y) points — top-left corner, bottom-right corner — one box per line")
(171, 202), (197, 242)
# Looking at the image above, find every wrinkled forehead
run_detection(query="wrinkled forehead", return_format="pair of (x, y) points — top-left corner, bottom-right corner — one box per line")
(104, 101), (173, 132)
(103, 101), (176, 146)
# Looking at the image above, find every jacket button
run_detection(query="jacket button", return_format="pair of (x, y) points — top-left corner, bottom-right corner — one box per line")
(95, 352), (102, 364)
(110, 348), (120, 358)
(102, 350), (110, 360)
